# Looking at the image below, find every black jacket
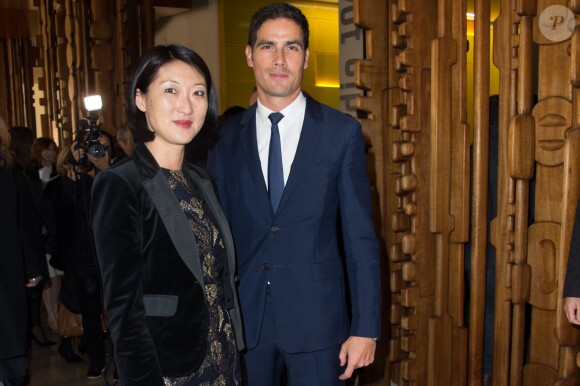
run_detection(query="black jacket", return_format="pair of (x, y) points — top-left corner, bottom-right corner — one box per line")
(91, 144), (244, 385)
(0, 167), (45, 360)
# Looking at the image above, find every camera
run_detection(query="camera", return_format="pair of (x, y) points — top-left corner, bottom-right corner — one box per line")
(69, 118), (105, 167)
(80, 118), (106, 158)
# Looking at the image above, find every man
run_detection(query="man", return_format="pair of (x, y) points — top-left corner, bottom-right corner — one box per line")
(564, 199), (580, 324)
(207, 3), (381, 385)
(64, 131), (112, 379)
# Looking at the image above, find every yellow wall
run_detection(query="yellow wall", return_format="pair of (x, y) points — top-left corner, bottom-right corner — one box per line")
(219, 0), (340, 113)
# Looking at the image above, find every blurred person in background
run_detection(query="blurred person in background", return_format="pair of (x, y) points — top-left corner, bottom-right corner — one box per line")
(30, 137), (62, 334)
(115, 124), (136, 160)
(8, 126), (53, 348)
(0, 117), (45, 386)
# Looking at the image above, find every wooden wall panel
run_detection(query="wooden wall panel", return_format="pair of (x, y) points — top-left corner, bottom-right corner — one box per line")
(351, 0), (391, 383)
(354, 1), (580, 385)
(32, 0), (151, 144)
(3, 1), (580, 385)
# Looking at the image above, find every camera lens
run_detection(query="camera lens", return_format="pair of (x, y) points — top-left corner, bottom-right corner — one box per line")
(88, 143), (106, 158)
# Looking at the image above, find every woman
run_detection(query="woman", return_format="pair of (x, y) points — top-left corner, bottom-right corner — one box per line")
(0, 117), (45, 386)
(91, 44), (244, 386)
(30, 137), (58, 184)
(9, 126), (54, 348)
(30, 137), (62, 333)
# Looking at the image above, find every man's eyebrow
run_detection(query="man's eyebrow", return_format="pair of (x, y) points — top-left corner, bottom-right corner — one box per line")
(256, 39), (303, 48)
(285, 40), (303, 47)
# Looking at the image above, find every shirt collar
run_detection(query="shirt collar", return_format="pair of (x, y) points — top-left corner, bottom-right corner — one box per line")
(256, 92), (306, 123)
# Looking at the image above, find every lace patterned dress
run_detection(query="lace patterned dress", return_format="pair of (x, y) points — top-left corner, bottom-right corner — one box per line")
(161, 169), (241, 386)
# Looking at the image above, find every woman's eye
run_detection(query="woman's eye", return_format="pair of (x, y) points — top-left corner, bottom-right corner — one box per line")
(194, 90), (206, 97)
(164, 88), (177, 94)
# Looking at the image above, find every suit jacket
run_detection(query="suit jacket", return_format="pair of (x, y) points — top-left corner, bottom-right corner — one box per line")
(92, 144), (244, 386)
(207, 94), (381, 352)
(564, 199), (580, 297)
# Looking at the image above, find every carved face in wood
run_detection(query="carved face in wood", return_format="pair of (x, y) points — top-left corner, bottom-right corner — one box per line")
(533, 97), (572, 166)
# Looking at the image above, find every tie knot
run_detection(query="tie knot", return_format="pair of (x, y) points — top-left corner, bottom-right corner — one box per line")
(268, 112), (284, 126)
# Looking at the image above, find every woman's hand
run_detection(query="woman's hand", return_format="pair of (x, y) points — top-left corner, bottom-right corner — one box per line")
(26, 275), (43, 288)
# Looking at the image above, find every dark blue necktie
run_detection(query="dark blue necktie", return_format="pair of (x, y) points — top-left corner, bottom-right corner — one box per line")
(268, 112), (284, 212)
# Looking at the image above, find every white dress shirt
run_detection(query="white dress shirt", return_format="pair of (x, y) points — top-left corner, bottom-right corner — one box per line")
(256, 92), (306, 189)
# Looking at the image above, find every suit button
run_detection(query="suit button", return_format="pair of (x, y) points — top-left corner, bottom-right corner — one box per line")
(262, 263), (270, 271)
(271, 226), (279, 232)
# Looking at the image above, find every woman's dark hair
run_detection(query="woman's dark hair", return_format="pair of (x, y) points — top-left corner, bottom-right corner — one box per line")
(30, 137), (57, 170)
(126, 44), (218, 143)
(247, 3), (309, 50)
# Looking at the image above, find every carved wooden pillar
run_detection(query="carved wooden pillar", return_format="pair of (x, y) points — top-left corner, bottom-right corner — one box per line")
(428, 0), (470, 384)
(2, 39), (36, 129)
(351, 0), (391, 384)
(490, 0), (517, 383)
(381, 0), (440, 384)
(114, 0), (132, 126)
(53, 0), (71, 143)
(88, 0), (115, 134)
(468, 0), (491, 385)
(39, 0), (59, 138)
(525, 1), (580, 385)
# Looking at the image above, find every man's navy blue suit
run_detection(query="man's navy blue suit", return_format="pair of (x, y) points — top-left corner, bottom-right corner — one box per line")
(207, 94), (381, 366)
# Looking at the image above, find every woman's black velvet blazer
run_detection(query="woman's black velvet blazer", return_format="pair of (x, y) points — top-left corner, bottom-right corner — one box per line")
(91, 144), (244, 386)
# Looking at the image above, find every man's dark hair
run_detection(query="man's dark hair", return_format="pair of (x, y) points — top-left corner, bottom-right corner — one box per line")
(247, 2), (309, 50)
(126, 44), (218, 143)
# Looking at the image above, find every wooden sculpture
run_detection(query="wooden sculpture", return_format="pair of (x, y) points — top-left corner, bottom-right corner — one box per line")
(3, 1), (580, 385)
(352, 1), (580, 385)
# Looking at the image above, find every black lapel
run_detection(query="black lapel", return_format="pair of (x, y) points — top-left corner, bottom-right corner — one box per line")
(139, 155), (204, 285)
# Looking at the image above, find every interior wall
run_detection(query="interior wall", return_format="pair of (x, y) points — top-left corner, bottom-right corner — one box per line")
(154, 3), (221, 106)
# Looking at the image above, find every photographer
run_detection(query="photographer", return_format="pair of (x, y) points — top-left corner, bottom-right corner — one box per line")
(60, 126), (113, 379)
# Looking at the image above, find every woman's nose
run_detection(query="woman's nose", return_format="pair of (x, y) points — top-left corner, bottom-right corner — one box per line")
(177, 95), (193, 114)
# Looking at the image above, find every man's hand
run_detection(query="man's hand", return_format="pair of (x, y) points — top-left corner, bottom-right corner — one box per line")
(565, 297), (580, 325)
(338, 336), (376, 380)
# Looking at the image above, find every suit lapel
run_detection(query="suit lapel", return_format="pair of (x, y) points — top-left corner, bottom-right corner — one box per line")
(239, 107), (272, 211)
(143, 171), (204, 285)
(277, 96), (323, 213)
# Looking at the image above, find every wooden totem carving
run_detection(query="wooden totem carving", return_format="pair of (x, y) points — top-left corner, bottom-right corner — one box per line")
(88, 0), (116, 133)
(351, 0), (391, 383)
(488, 1), (580, 385)
(38, 0), (60, 138)
(34, 0), (152, 144)
(352, 0), (580, 384)
(358, 0), (471, 384)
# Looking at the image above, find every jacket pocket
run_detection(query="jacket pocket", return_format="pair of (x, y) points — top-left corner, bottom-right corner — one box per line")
(143, 294), (178, 317)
